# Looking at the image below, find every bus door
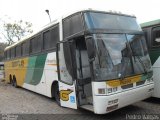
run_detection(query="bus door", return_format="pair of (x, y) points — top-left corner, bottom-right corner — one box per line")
(74, 36), (93, 106)
(57, 41), (77, 109)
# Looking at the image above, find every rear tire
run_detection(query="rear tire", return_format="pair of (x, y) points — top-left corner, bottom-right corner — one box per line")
(13, 76), (18, 88)
(11, 77), (14, 86)
(9, 75), (13, 85)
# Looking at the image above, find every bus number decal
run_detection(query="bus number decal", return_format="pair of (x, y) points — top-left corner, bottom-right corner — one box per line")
(60, 90), (73, 101)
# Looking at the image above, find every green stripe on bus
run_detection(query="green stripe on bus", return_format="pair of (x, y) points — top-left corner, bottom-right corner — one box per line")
(25, 56), (37, 84)
(31, 54), (47, 85)
(25, 54), (47, 85)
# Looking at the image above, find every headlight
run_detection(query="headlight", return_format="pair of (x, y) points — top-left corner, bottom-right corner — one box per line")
(107, 87), (118, 94)
(98, 88), (106, 94)
(98, 87), (118, 95)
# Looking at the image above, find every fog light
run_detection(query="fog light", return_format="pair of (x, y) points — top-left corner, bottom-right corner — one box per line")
(107, 104), (118, 112)
(108, 99), (118, 105)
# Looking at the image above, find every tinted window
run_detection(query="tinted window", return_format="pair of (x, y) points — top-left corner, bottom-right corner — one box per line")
(36, 35), (42, 52)
(43, 25), (59, 50)
(0, 65), (4, 70)
(152, 27), (160, 47)
(16, 45), (21, 57)
(22, 43), (25, 56)
(50, 25), (59, 49)
(7, 50), (10, 59)
(43, 30), (50, 50)
(30, 35), (42, 54)
(62, 42), (73, 84)
(11, 48), (15, 58)
(4, 51), (7, 59)
(22, 41), (29, 56)
(63, 13), (83, 38)
(30, 37), (36, 53)
(84, 12), (141, 31)
(63, 42), (73, 77)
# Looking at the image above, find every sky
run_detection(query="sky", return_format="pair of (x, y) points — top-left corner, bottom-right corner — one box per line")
(0, 0), (160, 42)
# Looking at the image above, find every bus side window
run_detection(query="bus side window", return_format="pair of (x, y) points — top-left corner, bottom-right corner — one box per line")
(50, 25), (59, 49)
(30, 35), (42, 54)
(43, 24), (59, 51)
(43, 30), (51, 50)
(4, 51), (7, 60)
(11, 47), (16, 59)
(0, 65), (4, 70)
(22, 41), (30, 56)
(63, 42), (75, 81)
(7, 50), (10, 59)
(16, 45), (22, 57)
(152, 27), (160, 47)
(144, 31), (148, 45)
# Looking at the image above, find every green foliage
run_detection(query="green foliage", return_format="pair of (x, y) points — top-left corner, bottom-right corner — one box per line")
(3, 20), (33, 45)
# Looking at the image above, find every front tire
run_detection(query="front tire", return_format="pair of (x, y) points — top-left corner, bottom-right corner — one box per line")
(53, 83), (60, 105)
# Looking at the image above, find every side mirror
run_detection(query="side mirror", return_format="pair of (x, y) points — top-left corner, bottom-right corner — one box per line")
(85, 36), (96, 60)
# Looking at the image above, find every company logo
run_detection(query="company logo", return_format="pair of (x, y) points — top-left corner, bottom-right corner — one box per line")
(12, 60), (24, 67)
(60, 90), (73, 101)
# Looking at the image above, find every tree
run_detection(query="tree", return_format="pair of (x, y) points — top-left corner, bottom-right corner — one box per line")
(0, 42), (8, 61)
(3, 20), (33, 45)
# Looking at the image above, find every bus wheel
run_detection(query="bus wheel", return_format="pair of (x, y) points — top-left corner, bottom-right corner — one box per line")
(9, 75), (13, 85)
(13, 76), (18, 88)
(53, 83), (60, 105)
(11, 78), (15, 86)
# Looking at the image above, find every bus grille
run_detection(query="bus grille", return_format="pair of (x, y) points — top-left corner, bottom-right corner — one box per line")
(121, 84), (133, 89)
(136, 80), (145, 86)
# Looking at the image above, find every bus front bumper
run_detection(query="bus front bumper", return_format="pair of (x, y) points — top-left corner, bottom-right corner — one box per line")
(93, 83), (154, 114)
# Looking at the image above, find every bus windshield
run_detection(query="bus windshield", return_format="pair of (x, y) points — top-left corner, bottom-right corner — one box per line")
(84, 12), (141, 31)
(93, 34), (152, 81)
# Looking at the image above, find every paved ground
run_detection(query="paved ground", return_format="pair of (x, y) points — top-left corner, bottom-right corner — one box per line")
(0, 80), (160, 120)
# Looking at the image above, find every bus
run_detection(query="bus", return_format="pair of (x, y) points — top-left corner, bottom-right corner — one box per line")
(141, 19), (160, 98)
(0, 62), (4, 80)
(4, 9), (154, 114)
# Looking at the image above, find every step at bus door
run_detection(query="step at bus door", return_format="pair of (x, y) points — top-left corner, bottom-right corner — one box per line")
(56, 41), (77, 109)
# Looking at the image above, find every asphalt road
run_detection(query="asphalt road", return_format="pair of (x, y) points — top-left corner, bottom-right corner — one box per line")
(0, 80), (160, 120)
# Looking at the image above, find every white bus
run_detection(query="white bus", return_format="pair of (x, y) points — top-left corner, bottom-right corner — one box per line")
(4, 9), (154, 114)
(141, 19), (160, 98)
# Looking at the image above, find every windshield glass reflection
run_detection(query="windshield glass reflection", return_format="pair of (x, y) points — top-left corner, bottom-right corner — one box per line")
(93, 34), (151, 81)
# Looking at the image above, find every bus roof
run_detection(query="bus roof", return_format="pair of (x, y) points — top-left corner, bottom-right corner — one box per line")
(140, 19), (160, 28)
(4, 9), (136, 51)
